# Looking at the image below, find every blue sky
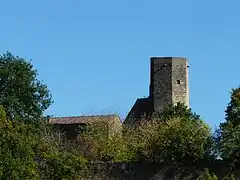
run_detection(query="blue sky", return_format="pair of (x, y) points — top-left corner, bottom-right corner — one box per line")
(0, 0), (239, 128)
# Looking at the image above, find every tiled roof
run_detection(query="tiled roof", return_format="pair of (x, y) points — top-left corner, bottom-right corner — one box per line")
(49, 114), (120, 124)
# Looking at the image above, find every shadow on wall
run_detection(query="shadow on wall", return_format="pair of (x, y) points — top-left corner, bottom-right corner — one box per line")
(85, 161), (240, 180)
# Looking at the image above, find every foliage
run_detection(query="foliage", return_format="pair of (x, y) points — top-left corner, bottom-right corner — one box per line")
(197, 169), (218, 180)
(223, 174), (236, 180)
(225, 88), (240, 126)
(132, 116), (213, 163)
(34, 122), (87, 179)
(78, 122), (136, 162)
(153, 102), (201, 122)
(217, 87), (240, 162)
(0, 52), (52, 120)
(39, 148), (87, 180)
(217, 123), (240, 161)
(0, 105), (87, 179)
(0, 52), (87, 179)
(2, 51), (240, 178)
(0, 106), (39, 179)
(76, 104), (214, 165)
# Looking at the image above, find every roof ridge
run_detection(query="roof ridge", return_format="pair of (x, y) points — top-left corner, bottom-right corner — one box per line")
(49, 114), (118, 119)
(48, 114), (121, 124)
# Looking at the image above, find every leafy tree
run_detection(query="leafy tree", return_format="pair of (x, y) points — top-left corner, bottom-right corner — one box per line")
(153, 102), (201, 122)
(126, 103), (213, 163)
(132, 116), (213, 163)
(0, 52), (52, 120)
(223, 174), (236, 180)
(0, 52), (89, 179)
(78, 121), (136, 162)
(39, 146), (87, 179)
(0, 105), (87, 179)
(217, 87), (240, 161)
(0, 106), (40, 179)
(217, 123), (240, 161)
(224, 88), (240, 126)
(213, 87), (240, 178)
(197, 169), (218, 180)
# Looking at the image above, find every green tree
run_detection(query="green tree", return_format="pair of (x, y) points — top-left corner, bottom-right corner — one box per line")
(0, 105), (87, 179)
(39, 143), (87, 179)
(131, 115), (213, 163)
(197, 169), (218, 180)
(214, 87), (240, 178)
(153, 102), (201, 122)
(0, 106), (40, 179)
(225, 88), (240, 126)
(217, 88), (240, 160)
(78, 121), (136, 162)
(0, 52), (52, 120)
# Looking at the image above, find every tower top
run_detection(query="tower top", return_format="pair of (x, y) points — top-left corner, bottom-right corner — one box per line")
(124, 56), (190, 125)
(150, 57), (187, 60)
(150, 56), (189, 111)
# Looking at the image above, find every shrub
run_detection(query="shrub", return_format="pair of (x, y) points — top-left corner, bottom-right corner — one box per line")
(78, 122), (136, 162)
(197, 169), (218, 180)
(131, 116), (213, 163)
(0, 105), (87, 179)
(0, 106), (40, 179)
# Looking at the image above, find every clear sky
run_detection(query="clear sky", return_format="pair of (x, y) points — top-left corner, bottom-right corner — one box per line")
(0, 0), (239, 128)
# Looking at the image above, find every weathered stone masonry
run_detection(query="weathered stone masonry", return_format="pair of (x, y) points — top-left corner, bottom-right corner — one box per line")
(49, 56), (190, 136)
(124, 57), (189, 125)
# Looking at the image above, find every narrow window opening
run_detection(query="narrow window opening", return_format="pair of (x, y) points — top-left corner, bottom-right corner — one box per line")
(177, 80), (181, 84)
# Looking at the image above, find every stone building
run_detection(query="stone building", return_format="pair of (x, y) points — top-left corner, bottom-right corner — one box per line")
(49, 115), (122, 141)
(49, 56), (189, 138)
(123, 57), (189, 125)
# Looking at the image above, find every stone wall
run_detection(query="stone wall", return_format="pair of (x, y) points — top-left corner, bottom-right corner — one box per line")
(124, 97), (153, 126)
(150, 57), (173, 112)
(85, 161), (240, 180)
(172, 58), (189, 107)
(124, 57), (190, 125)
(150, 57), (189, 112)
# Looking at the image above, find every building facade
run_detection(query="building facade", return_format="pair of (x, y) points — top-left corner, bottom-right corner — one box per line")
(49, 56), (190, 135)
(124, 57), (189, 125)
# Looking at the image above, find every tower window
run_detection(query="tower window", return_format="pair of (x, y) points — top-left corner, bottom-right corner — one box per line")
(177, 80), (181, 84)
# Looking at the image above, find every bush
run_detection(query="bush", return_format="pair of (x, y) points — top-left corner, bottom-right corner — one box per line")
(197, 169), (218, 180)
(131, 116), (213, 163)
(0, 105), (87, 179)
(35, 122), (87, 179)
(216, 87), (240, 167)
(154, 102), (201, 122)
(77, 122), (136, 162)
(0, 106), (40, 179)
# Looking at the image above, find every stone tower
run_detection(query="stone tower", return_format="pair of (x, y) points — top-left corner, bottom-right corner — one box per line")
(124, 56), (189, 125)
(149, 57), (189, 112)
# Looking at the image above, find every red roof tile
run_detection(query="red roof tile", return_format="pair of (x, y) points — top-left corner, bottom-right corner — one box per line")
(49, 114), (120, 124)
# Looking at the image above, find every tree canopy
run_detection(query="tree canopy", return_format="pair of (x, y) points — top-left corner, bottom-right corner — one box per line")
(224, 87), (240, 127)
(153, 102), (201, 122)
(0, 52), (52, 120)
(217, 87), (240, 165)
(0, 51), (239, 179)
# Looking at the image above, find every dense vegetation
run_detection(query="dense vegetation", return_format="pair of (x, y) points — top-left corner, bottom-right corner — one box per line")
(0, 52), (240, 179)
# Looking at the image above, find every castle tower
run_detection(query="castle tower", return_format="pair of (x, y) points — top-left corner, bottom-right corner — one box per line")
(124, 56), (190, 126)
(149, 57), (189, 112)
